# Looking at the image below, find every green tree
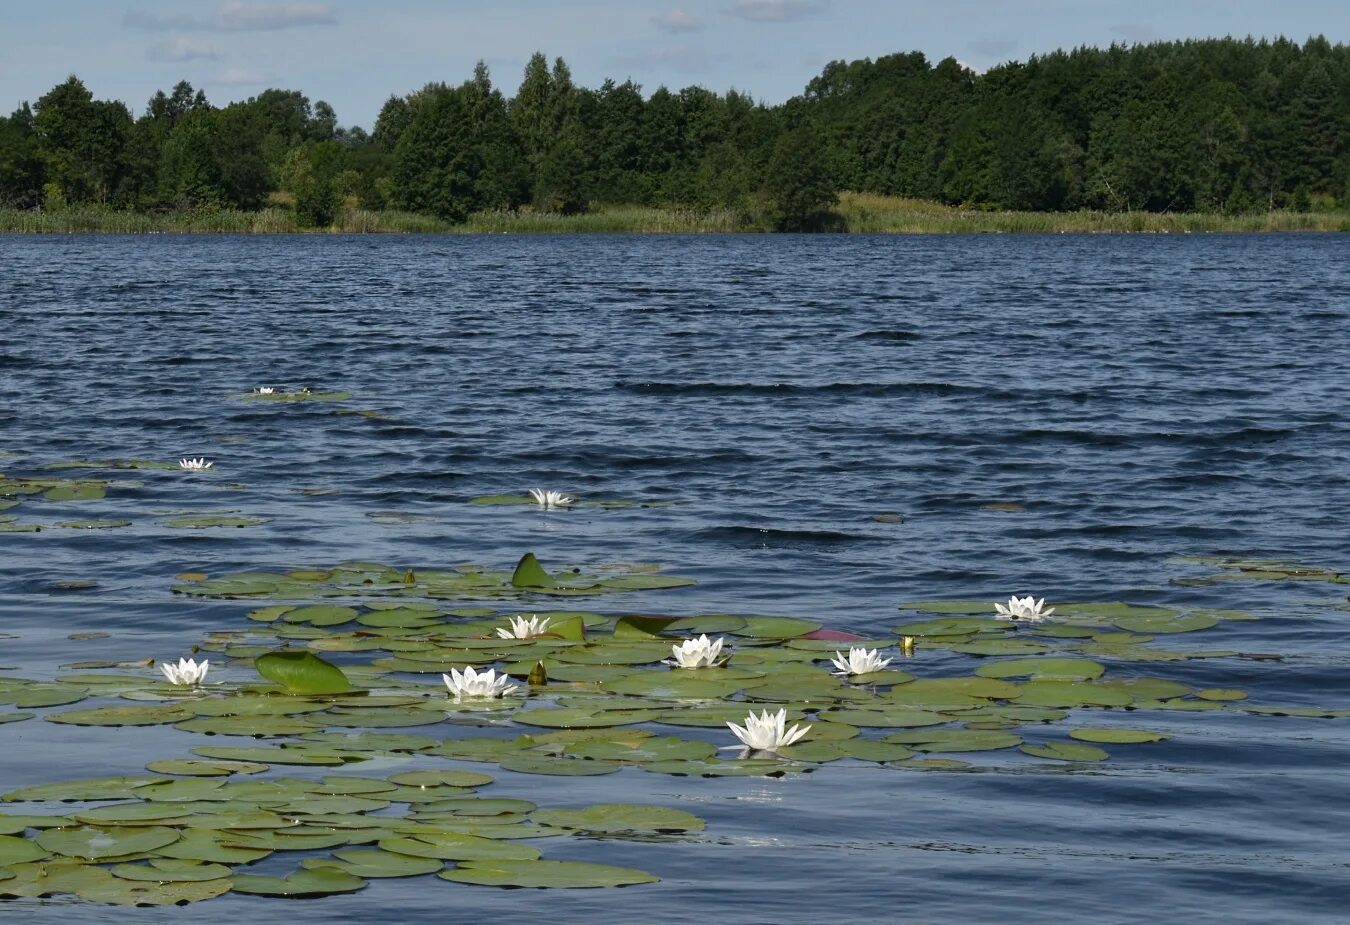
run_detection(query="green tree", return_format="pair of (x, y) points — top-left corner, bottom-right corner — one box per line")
(761, 126), (839, 230)
(0, 104), (44, 208)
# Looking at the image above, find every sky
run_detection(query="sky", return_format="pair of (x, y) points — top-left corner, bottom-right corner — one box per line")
(2, 1), (1348, 129)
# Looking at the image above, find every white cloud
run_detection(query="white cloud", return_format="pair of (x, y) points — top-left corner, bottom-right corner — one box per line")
(726, 0), (826, 24)
(124, 2), (335, 33)
(145, 37), (218, 62)
(954, 58), (983, 75)
(654, 8), (705, 34)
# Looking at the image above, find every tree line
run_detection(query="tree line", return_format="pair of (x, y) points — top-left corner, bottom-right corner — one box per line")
(0, 36), (1346, 229)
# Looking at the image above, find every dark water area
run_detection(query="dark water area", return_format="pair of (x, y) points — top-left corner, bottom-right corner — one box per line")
(1, 233), (1349, 922)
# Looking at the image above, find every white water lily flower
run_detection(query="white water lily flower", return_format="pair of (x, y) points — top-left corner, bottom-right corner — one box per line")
(254, 386), (276, 394)
(830, 646), (892, 676)
(160, 657), (209, 686)
(665, 634), (725, 669)
(496, 614), (552, 639)
(442, 666), (519, 700)
(994, 595), (1055, 622)
(528, 488), (572, 510)
(725, 708), (810, 752)
(179, 457), (213, 470)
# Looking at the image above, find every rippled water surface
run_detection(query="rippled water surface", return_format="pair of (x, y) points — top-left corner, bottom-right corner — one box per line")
(2, 233), (1349, 922)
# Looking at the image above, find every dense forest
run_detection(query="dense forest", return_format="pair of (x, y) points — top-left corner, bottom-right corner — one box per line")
(0, 36), (1347, 229)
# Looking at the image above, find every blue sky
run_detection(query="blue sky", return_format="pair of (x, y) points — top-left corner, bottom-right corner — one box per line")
(3, 1), (1348, 129)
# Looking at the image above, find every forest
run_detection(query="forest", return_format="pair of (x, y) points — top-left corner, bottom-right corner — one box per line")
(0, 36), (1347, 230)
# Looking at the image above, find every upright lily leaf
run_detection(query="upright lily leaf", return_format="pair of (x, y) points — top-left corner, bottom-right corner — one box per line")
(254, 651), (351, 694)
(510, 553), (555, 589)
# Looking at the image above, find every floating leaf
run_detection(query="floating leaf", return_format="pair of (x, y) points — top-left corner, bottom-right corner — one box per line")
(377, 833), (540, 862)
(37, 825), (180, 860)
(511, 553), (555, 589)
(1020, 741), (1109, 762)
(976, 658), (1105, 681)
(231, 866), (366, 897)
(161, 514), (269, 529)
(1068, 728), (1169, 744)
(303, 848), (443, 878)
(254, 650), (351, 694)
(1113, 612), (1219, 634)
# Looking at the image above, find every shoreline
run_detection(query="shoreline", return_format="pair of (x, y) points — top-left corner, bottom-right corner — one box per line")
(3, 193), (1347, 235)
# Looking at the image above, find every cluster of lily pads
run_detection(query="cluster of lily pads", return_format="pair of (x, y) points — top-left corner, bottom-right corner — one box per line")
(6, 522), (1348, 907)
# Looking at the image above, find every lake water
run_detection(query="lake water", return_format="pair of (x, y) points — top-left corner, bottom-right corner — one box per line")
(2, 233), (1349, 922)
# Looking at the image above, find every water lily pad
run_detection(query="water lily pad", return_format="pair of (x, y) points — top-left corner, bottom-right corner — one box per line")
(110, 858), (232, 882)
(154, 830), (271, 864)
(303, 848), (443, 878)
(730, 616), (822, 638)
(1195, 688), (1248, 701)
(191, 746), (349, 766)
(1015, 680), (1132, 708)
(254, 650), (351, 694)
(513, 708), (660, 729)
(497, 753), (623, 776)
(5, 775), (168, 803)
(378, 833), (540, 862)
(231, 866), (366, 897)
(1020, 741), (1109, 762)
(531, 804), (705, 835)
(0, 836), (47, 866)
(44, 483), (106, 502)
(37, 825), (180, 860)
(55, 519), (131, 529)
(160, 515), (270, 529)
(1113, 612), (1219, 634)
(893, 617), (1007, 637)
(0, 859), (117, 898)
(976, 658), (1105, 681)
(282, 605), (358, 626)
(439, 859), (658, 888)
(563, 737), (717, 763)
(1068, 728), (1169, 744)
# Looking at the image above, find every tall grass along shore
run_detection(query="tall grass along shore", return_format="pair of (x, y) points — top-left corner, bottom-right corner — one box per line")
(3, 193), (1347, 235)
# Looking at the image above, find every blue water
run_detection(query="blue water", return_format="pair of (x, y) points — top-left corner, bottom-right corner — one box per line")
(1, 233), (1349, 922)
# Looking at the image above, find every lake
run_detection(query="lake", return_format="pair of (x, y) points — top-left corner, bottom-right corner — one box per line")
(1, 233), (1349, 922)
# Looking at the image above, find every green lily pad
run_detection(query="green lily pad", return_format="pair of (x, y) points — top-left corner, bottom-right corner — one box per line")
(55, 519), (131, 530)
(530, 804), (705, 835)
(511, 553), (555, 589)
(110, 858), (233, 882)
(1020, 741), (1109, 762)
(439, 859), (659, 888)
(1068, 728), (1169, 744)
(378, 833), (540, 862)
(0, 836), (47, 866)
(1113, 612), (1220, 634)
(37, 825), (180, 860)
(976, 658), (1105, 681)
(5, 775), (168, 803)
(303, 848), (443, 878)
(231, 866), (366, 897)
(254, 650), (351, 694)
(160, 515), (270, 529)
(44, 483), (106, 502)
